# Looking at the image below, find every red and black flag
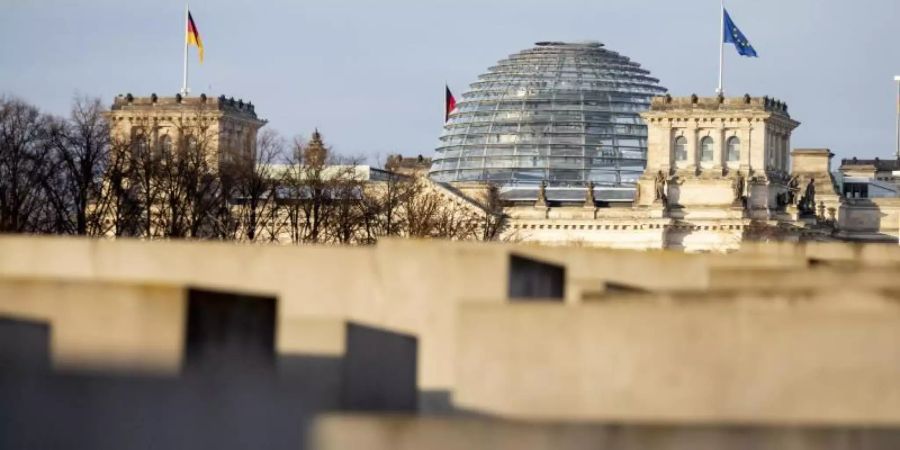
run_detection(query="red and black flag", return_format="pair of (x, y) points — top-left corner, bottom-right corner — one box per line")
(445, 85), (457, 122)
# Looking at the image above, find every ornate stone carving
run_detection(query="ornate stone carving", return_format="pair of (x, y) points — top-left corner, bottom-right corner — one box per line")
(799, 178), (817, 215)
(535, 180), (548, 207)
(787, 175), (801, 206)
(654, 170), (668, 206)
(732, 172), (746, 205)
(584, 181), (596, 208)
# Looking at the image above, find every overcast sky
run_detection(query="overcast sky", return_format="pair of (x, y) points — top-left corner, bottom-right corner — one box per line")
(2, 0), (898, 162)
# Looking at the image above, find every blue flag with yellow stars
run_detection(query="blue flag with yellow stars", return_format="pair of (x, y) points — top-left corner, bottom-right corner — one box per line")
(723, 9), (758, 57)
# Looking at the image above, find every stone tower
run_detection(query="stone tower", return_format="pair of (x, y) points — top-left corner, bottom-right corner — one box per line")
(105, 93), (267, 169)
(636, 95), (800, 221)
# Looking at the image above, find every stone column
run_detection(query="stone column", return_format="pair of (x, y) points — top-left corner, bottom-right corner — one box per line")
(688, 122), (699, 172)
(782, 135), (791, 173)
(784, 135), (792, 173)
(741, 123), (752, 173)
(644, 118), (666, 171)
(750, 123), (769, 176)
(660, 122), (673, 174)
(716, 124), (726, 171)
(151, 117), (159, 149)
(773, 132), (781, 172)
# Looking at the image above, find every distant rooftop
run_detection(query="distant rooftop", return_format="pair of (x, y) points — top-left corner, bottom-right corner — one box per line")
(386, 154), (432, 171)
(535, 40), (604, 48)
(647, 94), (792, 118)
(110, 93), (262, 120)
(840, 157), (900, 171)
(263, 164), (396, 182)
(501, 185), (635, 204)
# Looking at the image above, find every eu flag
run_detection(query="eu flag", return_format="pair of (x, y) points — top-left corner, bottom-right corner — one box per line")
(723, 9), (758, 57)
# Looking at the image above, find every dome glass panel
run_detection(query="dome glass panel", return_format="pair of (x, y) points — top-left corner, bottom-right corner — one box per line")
(430, 41), (667, 196)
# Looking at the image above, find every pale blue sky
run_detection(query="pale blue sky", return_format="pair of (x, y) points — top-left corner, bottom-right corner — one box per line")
(1, 0), (898, 162)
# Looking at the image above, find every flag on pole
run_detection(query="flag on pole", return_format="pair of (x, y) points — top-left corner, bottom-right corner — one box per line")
(187, 11), (204, 63)
(723, 9), (757, 57)
(445, 86), (457, 122)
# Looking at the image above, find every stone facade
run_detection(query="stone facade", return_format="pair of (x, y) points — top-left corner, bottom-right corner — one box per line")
(497, 95), (822, 252)
(102, 93), (898, 249)
(837, 157), (900, 198)
(105, 94), (267, 169)
(490, 95), (900, 249)
(637, 95), (799, 218)
(790, 148), (842, 221)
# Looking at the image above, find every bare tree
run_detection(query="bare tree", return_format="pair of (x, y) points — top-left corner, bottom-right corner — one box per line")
(295, 131), (331, 243)
(279, 136), (313, 244)
(167, 129), (220, 238)
(0, 96), (509, 246)
(401, 180), (442, 238)
(100, 137), (141, 237)
(360, 167), (418, 241)
(433, 201), (482, 240)
(398, 180), (492, 241)
(279, 131), (360, 244)
(220, 128), (283, 242)
(125, 129), (164, 238)
(44, 97), (110, 236)
(0, 97), (55, 233)
(325, 162), (365, 244)
(479, 183), (506, 240)
(107, 117), (223, 240)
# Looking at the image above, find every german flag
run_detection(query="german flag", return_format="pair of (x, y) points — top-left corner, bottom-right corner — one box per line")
(445, 85), (457, 123)
(187, 11), (204, 63)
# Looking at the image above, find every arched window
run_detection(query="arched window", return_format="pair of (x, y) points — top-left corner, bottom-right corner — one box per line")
(674, 136), (688, 162)
(700, 136), (714, 162)
(726, 136), (741, 162)
(781, 137), (789, 168)
(246, 133), (255, 160)
(183, 134), (196, 153)
(768, 134), (776, 165)
(158, 134), (173, 155)
(132, 128), (148, 157)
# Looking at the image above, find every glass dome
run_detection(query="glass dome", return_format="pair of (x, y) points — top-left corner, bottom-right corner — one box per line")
(430, 41), (667, 200)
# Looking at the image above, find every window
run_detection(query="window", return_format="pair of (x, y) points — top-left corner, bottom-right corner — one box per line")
(183, 134), (196, 153)
(674, 136), (688, 162)
(726, 136), (740, 162)
(158, 134), (173, 155)
(700, 136), (714, 162)
(768, 135), (776, 165)
(131, 128), (148, 157)
(843, 182), (869, 199)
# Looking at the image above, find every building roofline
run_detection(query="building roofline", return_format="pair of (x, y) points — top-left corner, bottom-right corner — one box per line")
(109, 93), (264, 123)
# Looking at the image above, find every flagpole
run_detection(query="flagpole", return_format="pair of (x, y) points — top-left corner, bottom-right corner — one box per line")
(181, 3), (189, 96)
(717, 0), (725, 95)
(895, 75), (900, 159)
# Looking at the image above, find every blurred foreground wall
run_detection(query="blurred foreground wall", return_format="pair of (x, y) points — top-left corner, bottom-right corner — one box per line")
(1, 236), (900, 449)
